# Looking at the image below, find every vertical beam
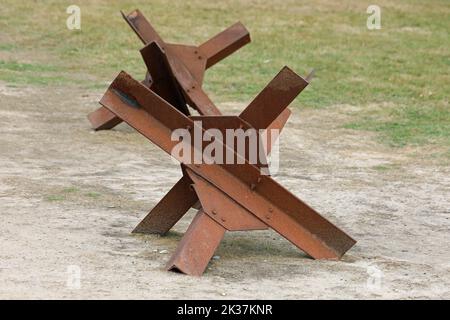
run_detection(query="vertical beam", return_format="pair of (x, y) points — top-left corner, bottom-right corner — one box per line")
(166, 210), (226, 276)
(140, 42), (189, 115)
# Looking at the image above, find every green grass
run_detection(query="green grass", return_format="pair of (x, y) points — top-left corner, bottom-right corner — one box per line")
(344, 105), (450, 147)
(63, 187), (79, 193)
(0, 0), (449, 150)
(372, 165), (391, 171)
(0, 60), (75, 85)
(0, 61), (59, 72)
(45, 195), (65, 202)
(44, 188), (101, 202)
(85, 192), (101, 198)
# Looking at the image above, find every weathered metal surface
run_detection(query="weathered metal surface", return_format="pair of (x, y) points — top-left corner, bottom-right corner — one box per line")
(165, 44), (207, 85)
(264, 108), (291, 154)
(188, 167), (267, 231)
(140, 42), (189, 115)
(121, 9), (164, 45)
(99, 71), (356, 275)
(87, 105), (123, 131)
(166, 210), (226, 276)
(239, 66), (308, 130)
(139, 74), (296, 235)
(198, 22), (251, 69)
(132, 174), (198, 235)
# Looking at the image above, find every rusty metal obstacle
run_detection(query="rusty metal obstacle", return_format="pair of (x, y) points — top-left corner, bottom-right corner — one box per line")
(90, 10), (356, 276)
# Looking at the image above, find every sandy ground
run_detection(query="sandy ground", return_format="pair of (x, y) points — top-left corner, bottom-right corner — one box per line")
(0, 82), (449, 299)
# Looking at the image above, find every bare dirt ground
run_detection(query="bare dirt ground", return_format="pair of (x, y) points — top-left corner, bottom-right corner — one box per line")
(0, 82), (449, 299)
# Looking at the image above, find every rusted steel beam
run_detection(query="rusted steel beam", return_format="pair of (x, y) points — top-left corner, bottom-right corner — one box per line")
(264, 108), (291, 155)
(166, 44), (207, 85)
(166, 210), (226, 276)
(87, 105), (123, 131)
(239, 66), (308, 130)
(145, 42), (222, 116)
(188, 167), (267, 231)
(132, 174), (198, 235)
(99, 71), (356, 272)
(199, 22), (251, 69)
(121, 9), (164, 45)
(88, 75), (154, 131)
(189, 115), (268, 169)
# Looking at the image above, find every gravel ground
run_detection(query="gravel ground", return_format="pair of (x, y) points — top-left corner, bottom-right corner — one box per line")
(0, 83), (449, 299)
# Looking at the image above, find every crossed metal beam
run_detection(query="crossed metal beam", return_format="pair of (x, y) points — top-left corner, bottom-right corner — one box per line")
(88, 9), (251, 130)
(99, 68), (356, 276)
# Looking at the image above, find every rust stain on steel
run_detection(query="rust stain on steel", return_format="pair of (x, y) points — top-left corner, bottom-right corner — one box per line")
(99, 71), (356, 275)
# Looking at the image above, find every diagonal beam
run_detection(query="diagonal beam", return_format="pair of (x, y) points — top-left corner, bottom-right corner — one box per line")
(87, 104), (124, 131)
(199, 22), (251, 69)
(189, 115), (268, 169)
(142, 105), (291, 234)
(264, 108), (291, 155)
(121, 9), (164, 45)
(166, 210), (226, 276)
(239, 66), (308, 130)
(99, 71), (356, 259)
(133, 174), (198, 235)
(87, 78), (151, 131)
